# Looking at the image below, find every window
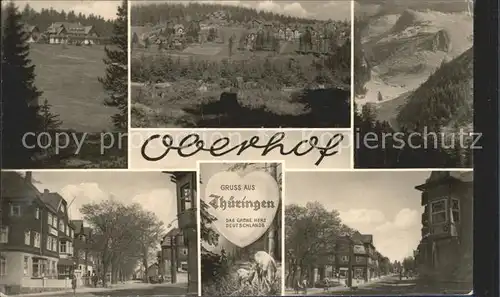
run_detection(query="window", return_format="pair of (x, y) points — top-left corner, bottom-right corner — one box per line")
(0, 257), (6, 276)
(60, 241), (67, 253)
(430, 199), (447, 224)
(180, 184), (192, 211)
(25, 230), (31, 245)
(52, 217), (57, 228)
(24, 256), (30, 276)
(35, 208), (40, 219)
(356, 256), (363, 263)
(48, 213), (53, 226)
(354, 268), (364, 279)
(341, 256), (349, 262)
(0, 226), (9, 243)
(10, 204), (21, 216)
(51, 237), (57, 252)
(47, 236), (52, 251)
(66, 226), (70, 236)
(33, 232), (41, 248)
(59, 220), (64, 232)
(451, 199), (460, 222)
(32, 258), (48, 278)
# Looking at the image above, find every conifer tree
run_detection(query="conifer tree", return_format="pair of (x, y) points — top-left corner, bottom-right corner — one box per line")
(99, 0), (128, 130)
(1, 2), (42, 168)
(39, 99), (63, 131)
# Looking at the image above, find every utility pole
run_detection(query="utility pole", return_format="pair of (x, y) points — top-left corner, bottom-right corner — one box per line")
(170, 235), (177, 284)
(347, 236), (353, 288)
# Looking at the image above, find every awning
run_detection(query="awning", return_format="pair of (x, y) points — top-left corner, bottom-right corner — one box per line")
(58, 258), (75, 266)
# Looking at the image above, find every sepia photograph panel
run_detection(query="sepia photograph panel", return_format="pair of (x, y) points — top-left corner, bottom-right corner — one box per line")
(198, 162), (283, 296)
(130, 1), (351, 128)
(1, 1), (128, 169)
(0, 170), (198, 296)
(353, 0), (474, 168)
(284, 170), (472, 296)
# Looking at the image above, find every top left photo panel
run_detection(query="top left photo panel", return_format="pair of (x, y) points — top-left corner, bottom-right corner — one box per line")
(2, 0), (128, 169)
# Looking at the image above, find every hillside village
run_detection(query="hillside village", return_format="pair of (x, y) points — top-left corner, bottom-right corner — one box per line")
(131, 8), (350, 55)
(130, 3), (352, 128)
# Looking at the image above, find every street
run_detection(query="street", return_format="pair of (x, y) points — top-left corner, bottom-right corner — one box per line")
(15, 282), (190, 297)
(286, 275), (472, 296)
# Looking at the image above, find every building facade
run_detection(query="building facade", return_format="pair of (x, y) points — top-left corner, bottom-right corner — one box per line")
(169, 172), (198, 295)
(0, 172), (76, 293)
(71, 220), (94, 279)
(159, 228), (189, 276)
(45, 22), (99, 45)
(414, 171), (473, 287)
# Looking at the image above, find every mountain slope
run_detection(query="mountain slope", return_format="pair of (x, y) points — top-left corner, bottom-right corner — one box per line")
(396, 46), (473, 131)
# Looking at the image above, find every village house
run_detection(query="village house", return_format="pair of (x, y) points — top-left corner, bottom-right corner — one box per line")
(0, 172), (76, 295)
(45, 22), (99, 45)
(71, 220), (94, 280)
(159, 228), (189, 276)
(131, 26), (150, 47)
(414, 171), (473, 287)
(23, 25), (40, 43)
(39, 190), (75, 280)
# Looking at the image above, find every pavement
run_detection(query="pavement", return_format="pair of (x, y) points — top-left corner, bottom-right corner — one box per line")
(289, 275), (472, 296)
(8, 281), (190, 297)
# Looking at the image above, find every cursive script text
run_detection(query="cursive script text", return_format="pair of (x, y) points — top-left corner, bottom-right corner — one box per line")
(140, 132), (344, 166)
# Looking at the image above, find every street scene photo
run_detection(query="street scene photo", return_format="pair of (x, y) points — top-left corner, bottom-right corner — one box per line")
(130, 1), (351, 128)
(1, 1), (128, 169)
(353, 0), (474, 168)
(0, 171), (198, 296)
(199, 162), (283, 296)
(284, 170), (472, 295)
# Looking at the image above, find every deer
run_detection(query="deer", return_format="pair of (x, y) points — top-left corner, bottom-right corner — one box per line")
(252, 251), (278, 292)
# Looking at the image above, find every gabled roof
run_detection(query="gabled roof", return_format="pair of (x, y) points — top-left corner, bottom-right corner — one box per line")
(40, 191), (64, 213)
(71, 220), (84, 234)
(23, 24), (38, 33)
(46, 22), (94, 35)
(1, 171), (40, 199)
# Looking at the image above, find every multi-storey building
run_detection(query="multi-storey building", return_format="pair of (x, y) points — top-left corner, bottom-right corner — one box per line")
(414, 171), (473, 287)
(39, 190), (75, 279)
(0, 172), (75, 293)
(71, 220), (94, 277)
(168, 172), (198, 295)
(159, 228), (189, 275)
(45, 22), (99, 45)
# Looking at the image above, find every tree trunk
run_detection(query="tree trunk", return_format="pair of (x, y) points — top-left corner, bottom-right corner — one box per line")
(143, 257), (149, 283)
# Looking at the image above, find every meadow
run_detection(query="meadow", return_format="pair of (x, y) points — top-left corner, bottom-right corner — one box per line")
(29, 43), (115, 131)
(131, 42), (351, 128)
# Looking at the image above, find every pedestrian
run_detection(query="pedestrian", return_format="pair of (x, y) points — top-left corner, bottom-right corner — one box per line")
(71, 273), (77, 296)
(92, 272), (98, 287)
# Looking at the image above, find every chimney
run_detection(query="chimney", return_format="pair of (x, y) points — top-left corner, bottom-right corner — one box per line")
(44, 189), (50, 194)
(25, 171), (32, 183)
